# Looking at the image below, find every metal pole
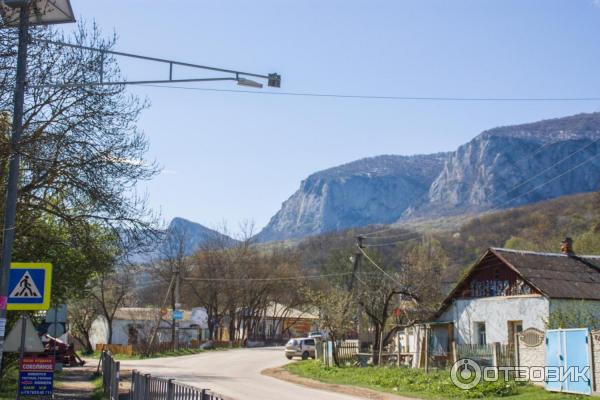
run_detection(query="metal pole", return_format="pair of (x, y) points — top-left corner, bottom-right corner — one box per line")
(174, 265), (180, 350)
(0, 3), (30, 368)
(16, 314), (27, 400)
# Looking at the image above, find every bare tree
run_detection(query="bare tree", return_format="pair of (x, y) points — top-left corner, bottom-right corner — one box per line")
(90, 268), (133, 344)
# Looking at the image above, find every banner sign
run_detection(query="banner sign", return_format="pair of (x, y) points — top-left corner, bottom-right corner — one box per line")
(19, 356), (54, 397)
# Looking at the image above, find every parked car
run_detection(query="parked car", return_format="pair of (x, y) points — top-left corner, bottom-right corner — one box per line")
(284, 338), (316, 360)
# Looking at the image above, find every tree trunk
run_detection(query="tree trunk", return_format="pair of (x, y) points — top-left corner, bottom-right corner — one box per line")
(107, 318), (113, 345)
(331, 336), (340, 367)
(372, 323), (381, 365)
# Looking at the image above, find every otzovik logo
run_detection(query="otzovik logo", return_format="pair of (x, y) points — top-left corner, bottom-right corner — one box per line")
(450, 359), (482, 389)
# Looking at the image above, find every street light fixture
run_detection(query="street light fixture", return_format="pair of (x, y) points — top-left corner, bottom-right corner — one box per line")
(237, 77), (263, 89)
(1, 0), (75, 26)
(0, 0), (75, 371)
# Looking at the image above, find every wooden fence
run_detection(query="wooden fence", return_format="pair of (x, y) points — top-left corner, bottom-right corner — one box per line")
(336, 342), (359, 364)
(130, 370), (232, 400)
(455, 343), (514, 367)
(96, 343), (134, 356)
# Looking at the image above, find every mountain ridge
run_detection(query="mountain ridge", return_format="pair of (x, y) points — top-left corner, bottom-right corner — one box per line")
(254, 112), (600, 243)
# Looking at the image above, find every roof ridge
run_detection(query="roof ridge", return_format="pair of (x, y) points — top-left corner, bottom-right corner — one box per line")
(491, 247), (600, 259)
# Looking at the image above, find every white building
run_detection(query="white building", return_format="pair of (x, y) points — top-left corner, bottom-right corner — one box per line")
(435, 246), (600, 347)
(89, 307), (208, 349)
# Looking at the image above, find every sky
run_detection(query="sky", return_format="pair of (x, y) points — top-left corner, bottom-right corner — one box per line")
(66, 0), (600, 234)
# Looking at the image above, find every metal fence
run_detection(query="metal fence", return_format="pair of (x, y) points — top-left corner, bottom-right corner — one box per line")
(101, 350), (120, 400)
(130, 370), (231, 400)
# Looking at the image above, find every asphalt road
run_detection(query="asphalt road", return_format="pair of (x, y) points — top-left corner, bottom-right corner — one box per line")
(118, 347), (362, 400)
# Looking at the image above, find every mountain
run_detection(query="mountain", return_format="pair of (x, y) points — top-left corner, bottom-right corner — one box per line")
(254, 154), (449, 242)
(256, 112), (600, 243)
(415, 113), (600, 217)
(128, 218), (236, 264)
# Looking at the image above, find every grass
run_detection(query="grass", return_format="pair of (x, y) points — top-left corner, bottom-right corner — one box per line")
(80, 346), (210, 360)
(0, 365), (18, 400)
(90, 374), (105, 400)
(285, 361), (587, 400)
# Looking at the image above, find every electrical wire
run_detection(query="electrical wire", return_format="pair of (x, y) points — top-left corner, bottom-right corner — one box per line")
(495, 137), (600, 203)
(182, 272), (354, 282)
(497, 151), (600, 208)
(138, 84), (600, 102)
(363, 231), (423, 242)
(361, 226), (398, 237)
(358, 247), (399, 284)
(362, 235), (422, 248)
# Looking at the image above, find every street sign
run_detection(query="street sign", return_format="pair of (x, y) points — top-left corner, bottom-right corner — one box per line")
(47, 323), (65, 338)
(19, 356), (54, 397)
(172, 310), (183, 321)
(4, 316), (44, 353)
(7, 263), (52, 310)
(45, 304), (67, 323)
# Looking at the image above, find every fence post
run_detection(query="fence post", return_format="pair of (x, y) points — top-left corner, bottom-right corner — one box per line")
(130, 370), (137, 400)
(492, 342), (501, 367)
(144, 374), (151, 400)
(514, 333), (520, 367)
(113, 361), (120, 400)
(451, 340), (458, 364)
(167, 378), (175, 400)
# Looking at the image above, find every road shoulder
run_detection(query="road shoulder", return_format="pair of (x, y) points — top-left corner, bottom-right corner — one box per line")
(262, 366), (417, 400)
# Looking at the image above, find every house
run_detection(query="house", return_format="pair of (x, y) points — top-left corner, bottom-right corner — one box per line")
(239, 302), (319, 343)
(89, 307), (209, 350)
(435, 242), (600, 347)
(404, 240), (600, 367)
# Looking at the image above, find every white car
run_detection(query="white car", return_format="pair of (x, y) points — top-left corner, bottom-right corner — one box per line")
(284, 338), (316, 360)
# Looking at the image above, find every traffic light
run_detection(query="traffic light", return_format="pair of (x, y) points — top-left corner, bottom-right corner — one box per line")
(268, 73), (281, 88)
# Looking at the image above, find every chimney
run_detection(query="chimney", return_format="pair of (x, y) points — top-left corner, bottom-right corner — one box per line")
(560, 237), (574, 255)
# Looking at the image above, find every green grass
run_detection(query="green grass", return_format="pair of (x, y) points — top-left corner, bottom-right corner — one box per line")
(0, 365), (18, 400)
(90, 374), (105, 400)
(81, 347), (209, 360)
(285, 361), (587, 400)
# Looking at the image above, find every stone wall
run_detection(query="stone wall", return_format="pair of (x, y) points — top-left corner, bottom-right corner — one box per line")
(517, 328), (545, 386)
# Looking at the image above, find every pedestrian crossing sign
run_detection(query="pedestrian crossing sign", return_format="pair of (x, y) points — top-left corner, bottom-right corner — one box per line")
(7, 263), (52, 311)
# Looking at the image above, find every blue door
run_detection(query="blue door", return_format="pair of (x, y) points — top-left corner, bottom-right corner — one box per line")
(545, 329), (592, 395)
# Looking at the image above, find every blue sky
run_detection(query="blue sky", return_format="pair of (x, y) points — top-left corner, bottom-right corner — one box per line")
(69, 0), (600, 234)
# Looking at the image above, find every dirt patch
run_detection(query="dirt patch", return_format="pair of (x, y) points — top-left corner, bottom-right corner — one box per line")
(261, 366), (417, 400)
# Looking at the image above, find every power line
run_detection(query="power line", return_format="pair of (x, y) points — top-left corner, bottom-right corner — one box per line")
(138, 84), (600, 102)
(497, 151), (600, 208)
(358, 247), (400, 285)
(363, 231), (423, 242)
(362, 235), (422, 248)
(361, 226), (398, 237)
(182, 272), (354, 282)
(495, 138), (600, 203)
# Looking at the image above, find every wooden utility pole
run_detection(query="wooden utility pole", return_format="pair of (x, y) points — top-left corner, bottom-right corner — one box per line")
(350, 236), (364, 349)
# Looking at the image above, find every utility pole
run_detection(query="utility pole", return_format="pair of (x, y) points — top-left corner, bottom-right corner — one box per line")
(349, 235), (364, 350)
(173, 263), (181, 351)
(348, 235), (364, 291)
(0, 3), (30, 369)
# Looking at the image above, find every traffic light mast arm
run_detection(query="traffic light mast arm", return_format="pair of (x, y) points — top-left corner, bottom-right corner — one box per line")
(31, 38), (281, 89)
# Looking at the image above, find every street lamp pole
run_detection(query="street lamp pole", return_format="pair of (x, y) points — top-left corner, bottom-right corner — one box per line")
(0, 2), (29, 367)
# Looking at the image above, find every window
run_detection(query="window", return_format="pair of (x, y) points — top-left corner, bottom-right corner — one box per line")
(476, 322), (486, 345)
(303, 339), (315, 346)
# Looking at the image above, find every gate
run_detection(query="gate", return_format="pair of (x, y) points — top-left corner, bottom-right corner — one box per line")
(545, 328), (593, 395)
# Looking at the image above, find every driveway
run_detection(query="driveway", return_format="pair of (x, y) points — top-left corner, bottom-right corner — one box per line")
(117, 347), (362, 400)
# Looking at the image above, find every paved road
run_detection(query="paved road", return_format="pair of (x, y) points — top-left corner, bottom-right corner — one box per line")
(118, 347), (362, 400)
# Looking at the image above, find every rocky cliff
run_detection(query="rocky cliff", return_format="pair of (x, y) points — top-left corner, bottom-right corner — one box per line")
(254, 154), (449, 242)
(255, 112), (600, 243)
